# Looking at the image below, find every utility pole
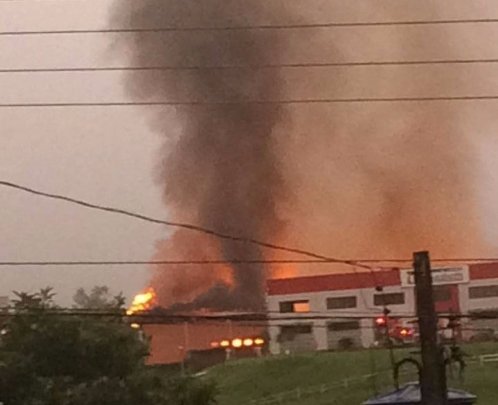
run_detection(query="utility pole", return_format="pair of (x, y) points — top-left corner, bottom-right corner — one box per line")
(383, 306), (397, 388)
(376, 286), (397, 388)
(413, 251), (447, 404)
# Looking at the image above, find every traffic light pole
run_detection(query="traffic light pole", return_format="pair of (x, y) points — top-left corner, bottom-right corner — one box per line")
(413, 251), (447, 404)
(382, 306), (397, 388)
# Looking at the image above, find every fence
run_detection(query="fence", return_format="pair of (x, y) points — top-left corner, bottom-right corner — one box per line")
(477, 353), (498, 365)
(244, 369), (402, 405)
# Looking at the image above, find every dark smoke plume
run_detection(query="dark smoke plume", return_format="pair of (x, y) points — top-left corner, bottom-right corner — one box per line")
(167, 283), (233, 313)
(112, 1), (293, 310)
(113, 1), (490, 311)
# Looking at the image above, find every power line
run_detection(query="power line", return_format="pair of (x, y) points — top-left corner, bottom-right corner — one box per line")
(1, 309), (389, 321)
(3, 180), (496, 317)
(0, 309), (437, 321)
(0, 259), (383, 267)
(0, 181), (386, 321)
(1, 258), (497, 267)
(3, 95), (498, 108)
(5, 308), (497, 322)
(0, 180), (374, 271)
(3, 306), (412, 318)
(0, 259), (348, 266)
(3, 58), (498, 73)
(8, 179), (494, 319)
(2, 18), (498, 36)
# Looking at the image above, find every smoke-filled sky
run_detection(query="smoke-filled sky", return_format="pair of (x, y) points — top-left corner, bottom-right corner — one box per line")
(2, 0), (498, 306)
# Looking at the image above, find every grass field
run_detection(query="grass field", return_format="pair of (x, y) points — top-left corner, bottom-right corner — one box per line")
(206, 342), (498, 405)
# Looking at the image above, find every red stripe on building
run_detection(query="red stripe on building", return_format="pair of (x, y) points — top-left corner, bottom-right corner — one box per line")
(267, 263), (498, 296)
(469, 262), (498, 280)
(267, 268), (401, 295)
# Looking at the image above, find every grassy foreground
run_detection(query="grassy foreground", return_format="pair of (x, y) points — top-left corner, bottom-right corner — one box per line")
(206, 342), (498, 405)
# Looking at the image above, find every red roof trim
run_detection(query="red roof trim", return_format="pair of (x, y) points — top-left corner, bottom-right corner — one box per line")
(267, 263), (498, 296)
(267, 269), (400, 296)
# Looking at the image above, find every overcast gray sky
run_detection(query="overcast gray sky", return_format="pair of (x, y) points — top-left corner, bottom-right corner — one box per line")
(2, 0), (498, 305)
(1, 0), (167, 304)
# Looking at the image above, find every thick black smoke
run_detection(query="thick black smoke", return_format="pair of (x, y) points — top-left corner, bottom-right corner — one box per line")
(113, 1), (490, 311)
(167, 283), (233, 313)
(112, 1), (292, 310)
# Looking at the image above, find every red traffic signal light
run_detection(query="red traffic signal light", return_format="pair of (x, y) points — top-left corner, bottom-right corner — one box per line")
(375, 316), (387, 327)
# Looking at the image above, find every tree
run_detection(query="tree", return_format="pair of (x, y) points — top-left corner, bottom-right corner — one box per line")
(73, 286), (125, 309)
(39, 287), (57, 307)
(0, 287), (217, 405)
(12, 287), (56, 310)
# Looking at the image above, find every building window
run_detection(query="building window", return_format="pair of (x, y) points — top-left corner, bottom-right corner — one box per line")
(433, 286), (452, 302)
(469, 285), (498, 299)
(280, 325), (312, 335)
(328, 321), (360, 331)
(279, 300), (310, 313)
(374, 292), (405, 306)
(327, 296), (357, 310)
(279, 324), (313, 341)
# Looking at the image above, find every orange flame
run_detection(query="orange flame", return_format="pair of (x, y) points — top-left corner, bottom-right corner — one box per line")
(271, 265), (298, 280)
(127, 287), (157, 315)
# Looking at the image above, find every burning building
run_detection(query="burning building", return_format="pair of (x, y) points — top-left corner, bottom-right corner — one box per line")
(126, 288), (266, 365)
(130, 262), (498, 365)
(141, 322), (265, 366)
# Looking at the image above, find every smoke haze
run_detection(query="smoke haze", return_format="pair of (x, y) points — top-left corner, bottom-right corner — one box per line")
(112, 0), (491, 310)
(112, 0), (295, 310)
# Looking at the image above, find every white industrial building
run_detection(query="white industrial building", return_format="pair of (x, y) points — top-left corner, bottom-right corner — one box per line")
(266, 263), (498, 354)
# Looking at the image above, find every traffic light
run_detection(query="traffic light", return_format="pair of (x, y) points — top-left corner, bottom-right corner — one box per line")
(375, 316), (388, 327)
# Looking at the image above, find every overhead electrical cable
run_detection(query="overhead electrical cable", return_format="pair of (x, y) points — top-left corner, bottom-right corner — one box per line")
(2, 18), (498, 36)
(3, 95), (498, 108)
(1, 258), (497, 267)
(0, 180), (376, 271)
(3, 58), (498, 73)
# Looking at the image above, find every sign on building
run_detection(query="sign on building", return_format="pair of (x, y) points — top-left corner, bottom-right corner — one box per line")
(400, 266), (469, 288)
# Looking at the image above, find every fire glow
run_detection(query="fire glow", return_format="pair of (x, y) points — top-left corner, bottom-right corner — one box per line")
(127, 287), (157, 315)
